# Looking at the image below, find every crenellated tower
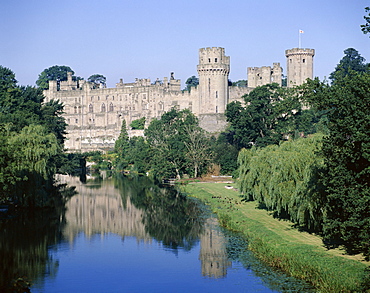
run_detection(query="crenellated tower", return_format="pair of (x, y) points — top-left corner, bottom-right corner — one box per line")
(285, 48), (315, 87)
(197, 47), (230, 114)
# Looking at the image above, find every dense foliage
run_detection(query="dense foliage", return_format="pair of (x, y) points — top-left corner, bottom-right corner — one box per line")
(36, 65), (82, 90)
(130, 117), (146, 130)
(0, 66), (68, 207)
(236, 49), (370, 259)
(113, 109), (214, 179)
(361, 7), (370, 36)
(238, 135), (325, 231)
(225, 83), (325, 150)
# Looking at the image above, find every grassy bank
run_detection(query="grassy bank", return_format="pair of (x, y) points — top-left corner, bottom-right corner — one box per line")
(183, 182), (369, 293)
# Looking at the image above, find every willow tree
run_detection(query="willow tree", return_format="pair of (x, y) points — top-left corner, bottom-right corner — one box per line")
(237, 134), (325, 230)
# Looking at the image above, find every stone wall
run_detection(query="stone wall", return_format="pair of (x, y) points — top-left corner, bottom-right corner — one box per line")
(43, 47), (314, 152)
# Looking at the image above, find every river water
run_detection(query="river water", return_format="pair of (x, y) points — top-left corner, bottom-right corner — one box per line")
(0, 175), (314, 292)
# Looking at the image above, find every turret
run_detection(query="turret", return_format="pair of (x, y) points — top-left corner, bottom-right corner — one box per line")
(197, 47), (230, 114)
(285, 48), (315, 87)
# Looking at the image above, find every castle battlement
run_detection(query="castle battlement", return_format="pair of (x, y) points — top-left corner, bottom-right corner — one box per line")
(43, 47), (314, 151)
(285, 48), (315, 56)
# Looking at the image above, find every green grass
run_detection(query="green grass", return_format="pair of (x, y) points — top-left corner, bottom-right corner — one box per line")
(183, 183), (370, 293)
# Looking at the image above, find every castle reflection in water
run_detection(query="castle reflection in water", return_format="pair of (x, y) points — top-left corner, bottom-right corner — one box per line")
(58, 175), (231, 279)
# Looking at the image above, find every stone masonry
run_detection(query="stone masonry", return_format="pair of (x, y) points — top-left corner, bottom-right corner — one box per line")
(43, 47), (314, 152)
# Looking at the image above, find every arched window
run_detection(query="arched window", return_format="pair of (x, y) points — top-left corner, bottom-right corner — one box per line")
(109, 103), (114, 112)
(89, 104), (93, 113)
(101, 103), (106, 112)
(74, 106), (77, 114)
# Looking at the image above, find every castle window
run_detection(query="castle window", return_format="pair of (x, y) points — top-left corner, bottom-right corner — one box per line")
(75, 119), (78, 123)
(109, 103), (114, 112)
(112, 96), (114, 100)
(302, 59), (306, 63)
(290, 59), (292, 63)
(89, 104), (93, 113)
(215, 58), (218, 62)
(216, 106), (218, 113)
(74, 106), (77, 114)
(101, 103), (106, 112)
(208, 58), (211, 63)
(216, 91), (218, 99)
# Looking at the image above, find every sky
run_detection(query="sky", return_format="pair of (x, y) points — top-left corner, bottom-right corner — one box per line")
(1, 0), (369, 88)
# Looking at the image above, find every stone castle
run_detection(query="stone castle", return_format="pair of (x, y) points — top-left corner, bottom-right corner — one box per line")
(43, 47), (314, 152)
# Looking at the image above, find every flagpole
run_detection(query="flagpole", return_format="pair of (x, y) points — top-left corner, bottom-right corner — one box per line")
(298, 30), (304, 48)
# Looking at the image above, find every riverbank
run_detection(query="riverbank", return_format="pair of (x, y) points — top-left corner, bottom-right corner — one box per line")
(183, 182), (370, 293)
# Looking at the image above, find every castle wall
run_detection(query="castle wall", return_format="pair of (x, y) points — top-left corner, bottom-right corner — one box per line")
(43, 47), (313, 152)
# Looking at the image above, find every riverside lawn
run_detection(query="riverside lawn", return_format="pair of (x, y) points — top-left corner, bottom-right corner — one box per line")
(183, 182), (370, 293)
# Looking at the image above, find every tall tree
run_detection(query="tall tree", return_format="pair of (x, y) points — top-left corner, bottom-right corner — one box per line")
(225, 83), (303, 149)
(87, 74), (106, 87)
(329, 48), (369, 83)
(36, 65), (81, 90)
(184, 76), (199, 92)
(114, 120), (130, 171)
(361, 7), (370, 36)
(145, 108), (202, 179)
(303, 72), (370, 259)
(184, 125), (212, 178)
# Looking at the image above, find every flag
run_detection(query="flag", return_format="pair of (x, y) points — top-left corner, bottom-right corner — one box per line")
(299, 30), (304, 33)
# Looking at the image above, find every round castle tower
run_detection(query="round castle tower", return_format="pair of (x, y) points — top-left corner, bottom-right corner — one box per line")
(197, 47), (230, 114)
(285, 48), (315, 87)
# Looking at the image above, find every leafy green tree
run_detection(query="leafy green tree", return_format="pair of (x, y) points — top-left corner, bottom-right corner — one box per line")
(232, 80), (248, 87)
(329, 48), (369, 83)
(0, 66), (68, 207)
(225, 84), (303, 149)
(114, 120), (130, 171)
(145, 108), (200, 180)
(184, 76), (199, 92)
(184, 125), (212, 178)
(36, 65), (81, 90)
(130, 117), (146, 130)
(210, 133), (239, 175)
(361, 7), (370, 36)
(303, 72), (370, 259)
(125, 136), (151, 174)
(87, 74), (106, 87)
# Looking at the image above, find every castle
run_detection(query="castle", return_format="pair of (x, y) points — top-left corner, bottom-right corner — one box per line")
(43, 47), (314, 152)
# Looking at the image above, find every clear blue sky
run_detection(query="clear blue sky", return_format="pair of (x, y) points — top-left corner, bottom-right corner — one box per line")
(1, 0), (369, 88)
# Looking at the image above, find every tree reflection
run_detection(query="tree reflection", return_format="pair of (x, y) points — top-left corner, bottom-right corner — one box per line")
(114, 175), (205, 251)
(0, 185), (74, 292)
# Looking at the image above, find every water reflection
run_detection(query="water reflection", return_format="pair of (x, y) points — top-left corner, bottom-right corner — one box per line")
(199, 218), (232, 278)
(0, 175), (314, 293)
(0, 207), (65, 292)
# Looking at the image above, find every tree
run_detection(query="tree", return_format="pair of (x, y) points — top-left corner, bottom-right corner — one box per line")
(184, 125), (212, 178)
(88, 74), (106, 87)
(361, 7), (370, 36)
(225, 84), (303, 149)
(114, 120), (130, 171)
(303, 72), (370, 259)
(184, 76), (199, 92)
(232, 80), (247, 87)
(329, 48), (369, 83)
(237, 134), (325, 231)
(130, 117), (146, 130)
(0, 67), (68, 207)
(36, 65), (81, 90)
(145, 108), (202, 180)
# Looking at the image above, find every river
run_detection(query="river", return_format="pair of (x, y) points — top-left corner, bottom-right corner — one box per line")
(0, 175), (314, 292)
